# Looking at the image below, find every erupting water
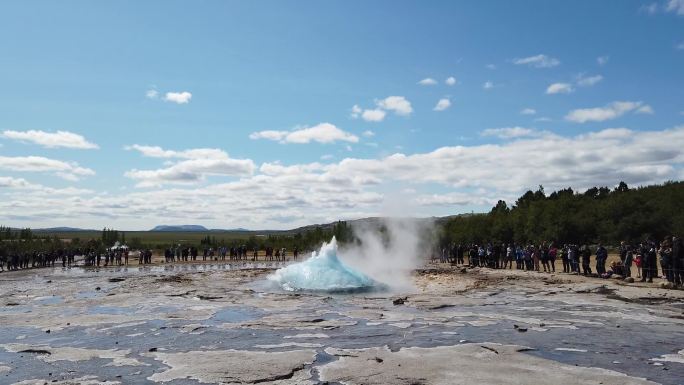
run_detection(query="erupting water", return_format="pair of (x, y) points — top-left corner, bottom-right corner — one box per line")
(268, 237), (379, 292)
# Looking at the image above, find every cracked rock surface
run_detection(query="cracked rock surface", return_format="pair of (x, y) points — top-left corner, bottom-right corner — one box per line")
(0, 262), (682, 384)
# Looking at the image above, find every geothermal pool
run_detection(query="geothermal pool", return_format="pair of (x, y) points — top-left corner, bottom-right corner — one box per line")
(0, 258), (682, 384)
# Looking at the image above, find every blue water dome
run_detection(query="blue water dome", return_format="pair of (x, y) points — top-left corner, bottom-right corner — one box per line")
(268, 237), (378, 292)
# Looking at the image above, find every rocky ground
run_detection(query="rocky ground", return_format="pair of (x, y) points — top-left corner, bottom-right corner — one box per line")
(0, 262), (682, 384)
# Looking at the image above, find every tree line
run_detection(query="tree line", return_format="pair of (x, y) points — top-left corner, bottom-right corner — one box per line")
(439, 181), (684, 247)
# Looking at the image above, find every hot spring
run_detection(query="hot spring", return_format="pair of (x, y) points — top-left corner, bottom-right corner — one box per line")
(268, 237), (383, 292)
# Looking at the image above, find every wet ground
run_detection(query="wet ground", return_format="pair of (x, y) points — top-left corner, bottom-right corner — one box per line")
(0, 262), (683, 384)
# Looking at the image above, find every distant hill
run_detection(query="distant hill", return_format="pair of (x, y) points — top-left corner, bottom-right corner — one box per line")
(33, 227), (96, 232)
(150, 225), (209, 232)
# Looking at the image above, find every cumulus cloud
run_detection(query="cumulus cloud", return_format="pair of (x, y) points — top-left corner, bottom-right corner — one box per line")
(361, 109), (386, 122)
(0, 176), (92, 195)
(565, 101), (653, 123)
(163, 91), (192, 104)
(5, 126), (684, 229)
(520, 108), (537, 115)
(546, 82), (574, 94)
(124, 145), (255, 187)
(1, 130), (99, 149)
(351, 105), (385, 122)
(433, 98), (451, 111)
(483, 81), (494, 90)
(376, 96), (413, 116)
(481, 127), (539, 139)
(145, 89), (159, 99)
(352, 96), (413, 120)
(513, 54), (560, 68)
(0, 176), (33, 189)
(249, 123), (359, 145)
(362, 130), (375, 137)
(577, 74), (603, 87)
(0, 155), (95, 181)
(415, 192), (495, 207)
(418, 78), (437, 86)
(445, 77), (457, 86)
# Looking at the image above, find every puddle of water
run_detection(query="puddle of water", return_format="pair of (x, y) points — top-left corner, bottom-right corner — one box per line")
(209, 307), (263, 324)
(33, 296), (64, 305)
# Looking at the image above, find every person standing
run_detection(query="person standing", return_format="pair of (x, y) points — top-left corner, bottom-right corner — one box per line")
(595, 244), (608, 276)
(624, 245), (633, 278)
(561, 245), (569, 273)
(581, 245), (592, 275)
(548, 244), (557, 273)
(647, 240), (658, 283)
(672, 236), (683, 287)
(659, 237), (674, 284)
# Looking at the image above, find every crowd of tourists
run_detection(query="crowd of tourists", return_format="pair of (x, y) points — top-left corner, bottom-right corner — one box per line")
(0, 244), (302, 272)
(435, 235), (684, 288)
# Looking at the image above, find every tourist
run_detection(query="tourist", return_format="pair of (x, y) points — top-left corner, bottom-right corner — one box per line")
(581, 245), (592, 275)
(595, 244), (607, 276)
(673, 236), (683, 287)
(624, 245), (633, 278)
(659, 237), (673, 284)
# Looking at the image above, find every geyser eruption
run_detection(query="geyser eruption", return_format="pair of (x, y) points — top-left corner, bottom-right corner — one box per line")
(268, 237), (379, 292)
(269, 218), (435, 293)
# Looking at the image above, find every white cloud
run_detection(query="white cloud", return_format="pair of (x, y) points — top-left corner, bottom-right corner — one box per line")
(520, 108), (537, 115)
(1, 130), (99, 149)
(247, 130), (288, 141)
(546, 83), (574, 94)
(125, 145), (228, 160)
(125, 145), (255, 187)
(163, 91), (192, 104)
(0, 155), (95, 181)
(0, 176), (33, 189)
(320, 154), (334, 160)
(565, 101), (652, 123)
(534, 117), (552, 122)
(0, 176), (92, 195)
(666, 0), (684, 15)
(350, 105), (362, 118)
(5, 127), (684, 229)
(577, 74), (603, 87)
(483, 81), (494, 90)
(433, 98), (451, 111)
(418, 78), (438, 86)
(445, 77), (457, 86)
(513, 54), (560, 68)
(597, 56), (610, 66)
(636, 105), (655, 114)
(375, 96), (413, 116)
(481, 127), (539, 139)
(362, 130), (375, 137)
(353, 98), (414, 122)
(415, 192), (494, 207)
(361, 109), (386, 122)
(146, 89), (159, 99)
(249, 123), (359, 145)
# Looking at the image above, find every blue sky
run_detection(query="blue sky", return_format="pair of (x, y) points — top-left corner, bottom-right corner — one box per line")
(1, 0), (683, 230)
